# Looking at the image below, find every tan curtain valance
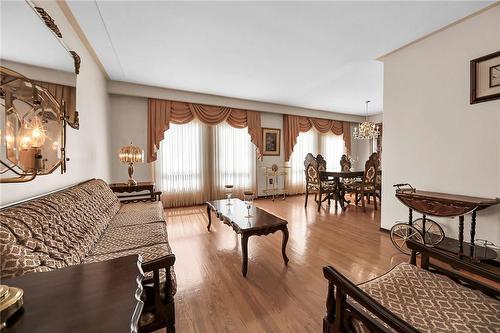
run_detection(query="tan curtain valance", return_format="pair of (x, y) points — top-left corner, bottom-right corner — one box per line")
(34, 81), (78, 129)
(148, 98), (262, 162)
(284, 114), (351, 161)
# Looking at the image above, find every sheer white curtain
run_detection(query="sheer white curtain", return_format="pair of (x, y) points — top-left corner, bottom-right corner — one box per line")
(320, 133), (345, 172)
(212, 122), (256, 199)
(287, 130), (318, 194)
(155, 120), (257, 207)
(155, 120), (210, 208)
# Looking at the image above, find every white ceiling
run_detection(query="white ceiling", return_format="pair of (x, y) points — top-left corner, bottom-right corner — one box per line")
(67, 1), (492, 115)
(0, 1), (74, 73)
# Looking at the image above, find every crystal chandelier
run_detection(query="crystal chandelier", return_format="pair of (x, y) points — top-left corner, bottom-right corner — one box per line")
(353, 101), (380, 140)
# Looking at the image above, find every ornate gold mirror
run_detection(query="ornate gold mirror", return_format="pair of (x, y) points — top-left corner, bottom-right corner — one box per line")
(0, 1), (80, 183)
(1, 68), (67, 182)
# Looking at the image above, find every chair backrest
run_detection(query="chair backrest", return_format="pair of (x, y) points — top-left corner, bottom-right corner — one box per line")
(340, 154), (351, 172)
(304, 153), (327, 185)
(369, 152), (381, 185)
(363, 154), (378, 186)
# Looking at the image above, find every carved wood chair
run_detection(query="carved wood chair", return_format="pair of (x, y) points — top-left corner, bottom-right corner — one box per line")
(304, 153), (337, 211)
(339, 154), (351, 172)
(347, 155), (378, 212)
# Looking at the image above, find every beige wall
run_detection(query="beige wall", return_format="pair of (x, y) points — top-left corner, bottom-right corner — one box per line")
(109, 95), (151, 184)
(0, 1), (112, 206)
(381, 5), (500, 245)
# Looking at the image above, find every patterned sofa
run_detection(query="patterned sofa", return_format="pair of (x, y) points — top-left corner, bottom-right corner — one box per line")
(323, 239), (500, 333)
(0, 179), (176, 333)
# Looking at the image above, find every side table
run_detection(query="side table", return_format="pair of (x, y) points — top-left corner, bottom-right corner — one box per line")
(109, 181), (160, 203)
(3, 255), (144, 333)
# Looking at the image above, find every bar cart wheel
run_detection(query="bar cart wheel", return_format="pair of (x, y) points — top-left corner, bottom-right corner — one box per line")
(412, 218), (445, 247)
(390, 223), (424, 255)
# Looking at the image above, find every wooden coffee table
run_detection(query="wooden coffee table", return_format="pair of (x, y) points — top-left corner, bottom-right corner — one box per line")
(206, 199), (289, 277)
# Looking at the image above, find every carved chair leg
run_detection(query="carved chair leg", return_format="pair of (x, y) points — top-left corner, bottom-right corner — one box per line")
(367, 193), (371, 204)
(317, 192), (322, 212)
(373, 192), (377, 210)
(305, 188), (309, 208)
(361, 190), (366, 212)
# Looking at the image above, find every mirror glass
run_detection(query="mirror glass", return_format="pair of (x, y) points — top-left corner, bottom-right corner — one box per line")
(1, 1), (76, 180)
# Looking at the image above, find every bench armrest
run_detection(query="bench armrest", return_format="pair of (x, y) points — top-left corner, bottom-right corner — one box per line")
(323, 265), (419, 333)
(407, 239), (500, 298)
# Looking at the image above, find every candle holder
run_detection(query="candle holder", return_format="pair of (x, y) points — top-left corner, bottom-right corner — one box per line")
(243, 190), (254, 218)
(225, 185), (234, 205)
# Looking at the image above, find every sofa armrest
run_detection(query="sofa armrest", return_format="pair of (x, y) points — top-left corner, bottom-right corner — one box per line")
(141, 254), (176, 272)
(323, 265), (419, 333)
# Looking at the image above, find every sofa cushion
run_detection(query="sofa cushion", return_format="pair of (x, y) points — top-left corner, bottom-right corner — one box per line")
(88, 222), (168, 256)
(351, 263), (500, 333)
(109, 201), (165, 228)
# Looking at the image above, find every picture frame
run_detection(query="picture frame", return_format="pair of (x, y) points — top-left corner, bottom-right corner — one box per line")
(262, 128), (281, 156)
(470, 51), (500, 104)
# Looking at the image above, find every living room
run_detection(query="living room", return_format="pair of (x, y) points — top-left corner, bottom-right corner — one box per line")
(1, 1), (499, 332)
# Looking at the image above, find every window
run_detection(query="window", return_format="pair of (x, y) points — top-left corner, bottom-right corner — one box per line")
(320, 133), (344, 172)
(155, 120), (256, 207)
(287, 130), (318, 194)
(213, 122), (256, 198)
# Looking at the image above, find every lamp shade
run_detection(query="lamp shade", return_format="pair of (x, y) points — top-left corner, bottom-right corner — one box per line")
(118, 143), (144, 164)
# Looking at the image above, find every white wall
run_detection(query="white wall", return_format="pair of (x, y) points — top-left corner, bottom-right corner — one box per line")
(256, 113), (285, 196)
(381, 6), (500, 246)
(109, 95), (151, 183)
(0, 1), (111, 206)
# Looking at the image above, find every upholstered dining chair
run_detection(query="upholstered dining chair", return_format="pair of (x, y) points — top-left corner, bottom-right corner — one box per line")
(347, 154), (379, 212)
(304, 153), (337, 211)
(339, 154), (351, 172)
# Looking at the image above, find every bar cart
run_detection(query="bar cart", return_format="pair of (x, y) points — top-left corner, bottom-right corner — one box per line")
(391, 184), (500, 261)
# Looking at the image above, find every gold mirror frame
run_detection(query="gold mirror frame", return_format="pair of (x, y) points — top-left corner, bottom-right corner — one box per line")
(1, 67), (68, 183)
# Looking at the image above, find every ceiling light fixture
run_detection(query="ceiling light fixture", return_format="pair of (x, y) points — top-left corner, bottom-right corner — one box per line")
(353, 100), (380, 140)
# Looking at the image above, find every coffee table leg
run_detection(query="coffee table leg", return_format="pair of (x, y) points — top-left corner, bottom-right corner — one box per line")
(206, 204), (212, 231)
(281, 227), (289, 265)
(242, 234), (249, 277)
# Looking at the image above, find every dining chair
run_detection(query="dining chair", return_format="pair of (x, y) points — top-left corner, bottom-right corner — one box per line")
(304, 153), (336, 211)
(347, 154), (378, 212)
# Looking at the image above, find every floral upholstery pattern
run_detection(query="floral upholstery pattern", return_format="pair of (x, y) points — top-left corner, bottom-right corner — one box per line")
(351, 263), (500, 333)
(0, 179), (176, 296)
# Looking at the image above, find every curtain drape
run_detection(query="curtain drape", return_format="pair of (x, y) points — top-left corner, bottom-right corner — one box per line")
(320, 133), (344, 172)
(283, 114), (351, 161)
(148, 98), (262, 162)
(154, 120), (256, 208)
(286, 130), (318, 194)
(154, 120), (210, 208)
(212, 122), (256, 199)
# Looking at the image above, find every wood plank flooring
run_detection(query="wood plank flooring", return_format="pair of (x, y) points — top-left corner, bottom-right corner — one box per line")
(162, 195), (407, 332)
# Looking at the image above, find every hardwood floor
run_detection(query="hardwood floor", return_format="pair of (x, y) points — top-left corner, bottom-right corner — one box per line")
(162, 195), (407, 332)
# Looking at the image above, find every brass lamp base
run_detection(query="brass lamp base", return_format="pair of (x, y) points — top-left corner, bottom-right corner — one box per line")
(0, 285), (24, 328)
(126, 163), (137, 186)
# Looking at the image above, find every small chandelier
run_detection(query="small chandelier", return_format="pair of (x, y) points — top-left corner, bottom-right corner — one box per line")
(353, 100), (380, 140)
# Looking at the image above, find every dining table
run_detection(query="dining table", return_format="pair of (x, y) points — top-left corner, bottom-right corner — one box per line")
(320, 170), (381, 210)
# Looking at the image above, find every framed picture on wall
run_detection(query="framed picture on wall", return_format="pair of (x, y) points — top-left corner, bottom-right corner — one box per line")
(262, 128), (281, 156)
(470, 51), (500, 104)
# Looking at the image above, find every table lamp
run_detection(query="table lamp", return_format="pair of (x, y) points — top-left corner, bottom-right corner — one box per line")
(118, 143), (144, 186)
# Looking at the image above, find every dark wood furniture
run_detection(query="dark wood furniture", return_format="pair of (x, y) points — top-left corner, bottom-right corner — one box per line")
(304, 153), (337, 211)
(109, 181), (161, 203)
(206, 199), (289, 277)
(3, 255), (144, 333)
(339, 154), (351, 172)
(323, 239), (500, 333)
(395, 186), (500, 260)
(348, 153), (379, 212)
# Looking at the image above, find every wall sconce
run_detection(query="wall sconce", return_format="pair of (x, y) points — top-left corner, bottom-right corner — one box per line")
(118, 143), (144, 186)
(1, 67), (68, 183)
